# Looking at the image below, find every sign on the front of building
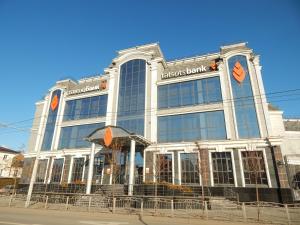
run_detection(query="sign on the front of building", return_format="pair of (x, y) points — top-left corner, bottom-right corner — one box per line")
(67, 79), (107, 95)
(161, 61), (218, 80)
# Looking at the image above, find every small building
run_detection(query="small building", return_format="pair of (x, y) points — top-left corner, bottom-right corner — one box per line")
(0, 146), (23, 178)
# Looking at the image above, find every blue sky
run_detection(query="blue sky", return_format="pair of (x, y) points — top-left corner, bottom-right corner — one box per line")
(0, 0), (300, 151)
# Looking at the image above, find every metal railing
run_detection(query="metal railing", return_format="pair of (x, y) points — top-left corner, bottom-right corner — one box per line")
(1, 193), (300, 224)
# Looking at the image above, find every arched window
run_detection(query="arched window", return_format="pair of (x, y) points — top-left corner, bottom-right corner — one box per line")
(117, 59), (146, 135)
(41, 89), (61, 151)
(228, 55), (260, 138)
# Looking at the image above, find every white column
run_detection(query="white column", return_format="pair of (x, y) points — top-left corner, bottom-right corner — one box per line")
(128, 139), (136, 196)
(150, 60), (158, 143)
(86, 143), (96, 194)
(25, 154), (39, 208)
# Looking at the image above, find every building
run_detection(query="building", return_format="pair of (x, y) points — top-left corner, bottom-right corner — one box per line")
(22, 42), (294, 202)
(268, 106), (300, 200)
(0, 146), (23, 178)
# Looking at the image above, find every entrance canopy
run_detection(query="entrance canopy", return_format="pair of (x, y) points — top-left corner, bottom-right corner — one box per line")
(85, 125), (151, 148)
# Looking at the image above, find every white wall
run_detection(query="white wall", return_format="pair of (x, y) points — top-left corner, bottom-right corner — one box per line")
(0, 152), (22, 178)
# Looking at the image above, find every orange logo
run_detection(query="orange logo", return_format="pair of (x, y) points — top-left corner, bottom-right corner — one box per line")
(50, 95), (59, 111)
(100, 80), (107, 90)
(104, 127), (113, 147)
(210, 61), (217, 71)
(232, 61), (246, 83)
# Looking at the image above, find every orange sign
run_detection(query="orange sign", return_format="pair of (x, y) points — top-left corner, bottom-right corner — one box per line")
(50, 95), (59, 111)
(104, 127), (113, 147)
(100, 80), (107, 90)
(210, 61), (217, 71)
(232, 61), (246, 83)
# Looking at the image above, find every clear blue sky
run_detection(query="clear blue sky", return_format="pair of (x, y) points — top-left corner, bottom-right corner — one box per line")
(0, 0), (300, 151)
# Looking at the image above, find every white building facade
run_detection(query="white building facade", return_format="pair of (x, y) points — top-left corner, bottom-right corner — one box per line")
(22, 43), (293, 202)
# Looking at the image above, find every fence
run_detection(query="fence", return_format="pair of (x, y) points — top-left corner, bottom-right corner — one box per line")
(1, 193), (300, 224)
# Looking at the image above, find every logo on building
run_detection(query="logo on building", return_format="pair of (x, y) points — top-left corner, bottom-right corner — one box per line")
(161, 61), (218, 80)
(100, 80), (107, 90)
(50, 95), (59, 111)
(104, 127), (113, 147)
(67, 79), (108, 96)
(232, 61), (246, 83)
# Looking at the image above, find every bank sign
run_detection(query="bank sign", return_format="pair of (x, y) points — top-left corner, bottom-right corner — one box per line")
(161, 62), (217, 80)
(67, 80), (107, 95)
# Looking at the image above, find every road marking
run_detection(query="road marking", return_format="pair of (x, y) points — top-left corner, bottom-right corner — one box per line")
(0, 222), (42, 225)
(79, 221), (129, 225)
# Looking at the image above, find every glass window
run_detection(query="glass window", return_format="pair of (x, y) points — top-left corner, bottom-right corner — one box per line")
(228, 55), (260, 138)
(156, 154), (173, 183)
(41, 90), (61, 151)
(51, 158), (64, 183)
(63, 95), (108, 121)
(117, 59), (146, 135)
(242, 151), (268, 185)
(158, 76), (222, 109)
(211, 152), (234, 185)
(58, 123), (104, 149)
(158, 111), (226, 143)
(35, 159), (48, 183)
(71, 158), (85, 183)
(93, 156), (104, 183)
(181, 153), (200, 184)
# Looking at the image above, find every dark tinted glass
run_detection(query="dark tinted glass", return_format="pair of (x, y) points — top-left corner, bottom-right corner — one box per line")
(117, 59), (146, 135)
(158, 76), (222, 109)
(158, 111), (226, 143)
(228, 55), (260, 138)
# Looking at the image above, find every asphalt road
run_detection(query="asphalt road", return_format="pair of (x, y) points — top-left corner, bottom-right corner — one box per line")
(0, 207), (255, 225)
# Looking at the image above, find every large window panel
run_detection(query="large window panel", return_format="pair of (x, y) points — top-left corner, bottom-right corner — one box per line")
(36, 159), (48, 183)
(242, 151), (268, 185)
(158, 111), (226, 143)
(211, 152), (234, 185)
(117, 59), (146, 135)
(71, 158), (85, 183)
(228, 55), (260, 138)
(51, 158), (64, 183)
(181, 153), (200, 184)
(158, 76), (222, 109)
(58, 123), (104, 149)
(41, 90), (61, 151)
(63, 95), (107, 121)
(156, 154), (173, 183)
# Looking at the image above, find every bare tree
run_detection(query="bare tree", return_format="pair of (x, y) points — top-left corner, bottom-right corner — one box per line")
(10, 154), (24, 195)
(243, 150), (262, 221)
(195, 142), (206, 209)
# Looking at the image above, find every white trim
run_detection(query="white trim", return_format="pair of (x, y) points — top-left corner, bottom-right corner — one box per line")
(144, 61), (149, 138)
(34, 96), (49, 152)
(208, 150), (214, 186)
(238, 149), (246, 187)
(261, 148), (272, 187)
(68, 157), (73, 183)
(157, 103), (223, 117)
(157, 71), (219, 86)
(219, 64), (232, 139)
(245, 54), (264, 138)
(224, 56), (239, 139)
(52, 90), (65, 151)
(64, 91), (108, 101)
(61, 117), (105, 128)
(230, 150), (238, 187)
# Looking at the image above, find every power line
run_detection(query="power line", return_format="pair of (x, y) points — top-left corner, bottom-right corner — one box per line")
(1, 88), (300, 136)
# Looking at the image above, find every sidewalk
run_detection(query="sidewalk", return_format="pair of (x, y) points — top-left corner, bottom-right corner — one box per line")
(0, 206), (266, 225)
